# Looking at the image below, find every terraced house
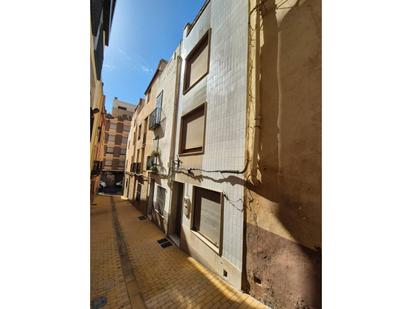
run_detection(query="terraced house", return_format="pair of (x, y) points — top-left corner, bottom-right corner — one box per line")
(122, 0), (321, 308)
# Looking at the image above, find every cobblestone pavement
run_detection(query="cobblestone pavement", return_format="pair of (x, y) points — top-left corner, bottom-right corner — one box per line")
(91, 195), (268, 309)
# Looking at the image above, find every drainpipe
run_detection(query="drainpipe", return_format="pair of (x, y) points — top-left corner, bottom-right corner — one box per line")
(169, 47), (182, 177)
(251, 0), (262, 182)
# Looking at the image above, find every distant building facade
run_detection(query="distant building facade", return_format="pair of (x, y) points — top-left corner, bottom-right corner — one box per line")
(102, 98), (135, 186)
(123, 99), (142, 201)
(123, 60), (168, 213)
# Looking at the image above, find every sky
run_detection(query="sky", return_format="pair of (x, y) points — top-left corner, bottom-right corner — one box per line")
(101, 0), (205, 113)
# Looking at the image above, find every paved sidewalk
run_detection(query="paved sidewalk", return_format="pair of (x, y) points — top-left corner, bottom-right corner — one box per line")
(91, 197), (131, 309)
(91, 195), (268, 309)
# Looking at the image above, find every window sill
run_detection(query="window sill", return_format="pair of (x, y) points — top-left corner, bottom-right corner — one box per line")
(178, 150), (204, 157)
(182, 72), (208, 95)
(191, 230), (221, 256)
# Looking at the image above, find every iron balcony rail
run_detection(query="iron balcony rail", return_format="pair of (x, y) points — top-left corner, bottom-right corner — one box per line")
(148, 107), (162, 130)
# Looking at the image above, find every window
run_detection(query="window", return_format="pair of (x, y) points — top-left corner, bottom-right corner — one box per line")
(124, 125), (130, 132)
(105, 160), (112, 166)
(154, 186), (166, 215)
(110, 123), (117, 130)
(120, 148), (127, 155)
(179, 104), (205, 155)
(149, 91), (163, 130)
(138, 124), (142, 140)
(116, 122), (124, 133)
(106, 147), (114, 153)
(192, 187), (222, 249)
(118, 106), (127, 110)
(118, 161), (125, 168)
(183, 31), (210, 93)
(97, 127), (102, 142)
(122, 136), (128, 144)
(113, 147), (121, 156)
(143, 118), (148, 144)
(108, 135), (115, 142)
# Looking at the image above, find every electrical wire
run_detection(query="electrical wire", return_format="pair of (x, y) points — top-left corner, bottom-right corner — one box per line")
(185, 161), (249, 175)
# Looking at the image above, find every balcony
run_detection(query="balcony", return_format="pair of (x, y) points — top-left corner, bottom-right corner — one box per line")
(148, 107), (162, 130)
(130, 162), (141, 174)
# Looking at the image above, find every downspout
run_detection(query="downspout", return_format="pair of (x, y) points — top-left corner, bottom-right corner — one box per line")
(251, 0), (262, 183)
(242, 0), (262, 293)
(169, 47), (182, 177)
(165, 47), (182, 236)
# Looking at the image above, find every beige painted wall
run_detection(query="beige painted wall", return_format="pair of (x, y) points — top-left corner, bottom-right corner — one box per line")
(244, 0), (321, 307)
(246, 0), (321, 250)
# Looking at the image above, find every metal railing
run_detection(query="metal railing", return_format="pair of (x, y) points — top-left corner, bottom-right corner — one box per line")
(148, 107), (162, 130)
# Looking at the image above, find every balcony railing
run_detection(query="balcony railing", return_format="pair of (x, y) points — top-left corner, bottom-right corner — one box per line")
(148, 107), (162, 130)
(130, 162), (141, 174)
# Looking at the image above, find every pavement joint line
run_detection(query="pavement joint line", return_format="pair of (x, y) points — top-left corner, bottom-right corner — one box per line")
(110, 196), (147, 309)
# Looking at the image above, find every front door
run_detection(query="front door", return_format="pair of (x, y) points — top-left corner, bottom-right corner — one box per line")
(172, 182), (184, 239)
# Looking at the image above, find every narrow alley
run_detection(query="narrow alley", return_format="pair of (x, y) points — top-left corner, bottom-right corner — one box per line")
(91, 195), (268, 309)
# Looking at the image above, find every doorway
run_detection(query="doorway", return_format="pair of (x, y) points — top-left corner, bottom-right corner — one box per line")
(147, 179), (155, 218)
(169, 181), (184, 245)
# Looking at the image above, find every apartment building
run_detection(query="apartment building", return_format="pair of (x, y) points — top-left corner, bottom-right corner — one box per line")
(122, 60), (168, 214)
(102, 98), (135, 186)
(90, 0), (116, 199)
(90, 0), (116, 165)
(90, 103), (107, 201)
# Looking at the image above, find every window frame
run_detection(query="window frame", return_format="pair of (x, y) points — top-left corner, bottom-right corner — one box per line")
(138, 124), (142, 140)
(179, 103), (207, 156)
(153, 185), (167, 216)
(107, 135), (115, 143)
(183, 29), (211, 94)
(191, 186), (224, 255)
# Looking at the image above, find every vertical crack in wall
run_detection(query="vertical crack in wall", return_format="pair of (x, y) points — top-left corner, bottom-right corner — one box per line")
(110, 196), (147, 309)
